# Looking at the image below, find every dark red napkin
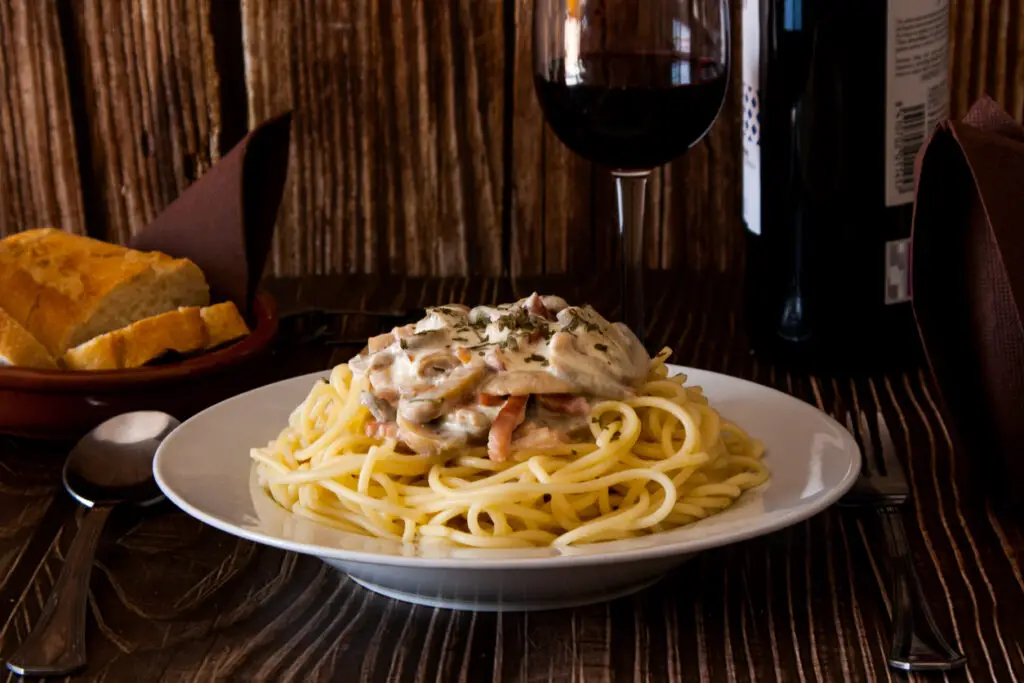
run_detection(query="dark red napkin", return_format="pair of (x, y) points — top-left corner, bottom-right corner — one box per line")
(911, 97), (1024, 506)
(130, 112), (292, 315)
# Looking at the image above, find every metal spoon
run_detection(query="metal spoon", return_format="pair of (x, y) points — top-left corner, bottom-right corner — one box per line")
(6, 411), (179, 677)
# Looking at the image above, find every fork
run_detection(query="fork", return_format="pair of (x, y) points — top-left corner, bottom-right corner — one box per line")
(839, 410), (966, 672)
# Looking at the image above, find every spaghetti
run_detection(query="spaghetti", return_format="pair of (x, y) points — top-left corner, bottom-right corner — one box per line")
(251, 350), (769, 548)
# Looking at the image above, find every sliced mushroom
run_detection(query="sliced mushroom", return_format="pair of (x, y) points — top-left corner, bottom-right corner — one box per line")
(540, 295), (569, 314)
(398, 397), (445, 423)
(479, 370), (578, 396)
(610, 322), (651, 379)
(398, 365), (487, 423)
(360, 391), (396, 422)
(397, 415), (466, 455)
(403, 328), (448, 351)
(444, 407), (492, 441)
(413, 350), (461, 379)
(547, 331), (634, 399)
(369, 368), (397, 396)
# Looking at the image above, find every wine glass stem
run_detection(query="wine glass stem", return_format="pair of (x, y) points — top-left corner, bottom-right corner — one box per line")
(613, 171), (650, 346)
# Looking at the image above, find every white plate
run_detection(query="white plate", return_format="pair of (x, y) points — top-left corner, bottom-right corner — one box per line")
(154, 365), (861, 611)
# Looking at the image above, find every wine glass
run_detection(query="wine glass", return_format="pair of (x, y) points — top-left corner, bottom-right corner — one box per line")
(533, 0), (730, 345)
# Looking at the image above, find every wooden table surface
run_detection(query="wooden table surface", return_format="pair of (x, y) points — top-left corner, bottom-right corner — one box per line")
(1, 273), (1023, 683)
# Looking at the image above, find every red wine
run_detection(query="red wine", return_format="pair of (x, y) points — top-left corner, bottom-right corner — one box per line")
(535, 54), (727, 171)
(742, 0), (950, 370)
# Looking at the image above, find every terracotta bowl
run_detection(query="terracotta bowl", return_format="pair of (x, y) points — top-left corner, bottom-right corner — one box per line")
(0, 291), (279, 441)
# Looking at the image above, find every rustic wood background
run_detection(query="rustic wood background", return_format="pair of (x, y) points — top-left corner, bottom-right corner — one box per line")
(1, 0), (1021, 277)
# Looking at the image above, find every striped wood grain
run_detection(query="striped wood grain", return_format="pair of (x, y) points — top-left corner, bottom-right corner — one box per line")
(2, 275), (1024, 681)
(241, 0), (506, 278)
(60, 0), (240, 244)
(0, 1), (1022, 275)
(950, 0), (1024, 119)
(0, 0), (85, 238)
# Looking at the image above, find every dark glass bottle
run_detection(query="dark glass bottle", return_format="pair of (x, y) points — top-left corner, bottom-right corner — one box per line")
(741, 0), (950, 371)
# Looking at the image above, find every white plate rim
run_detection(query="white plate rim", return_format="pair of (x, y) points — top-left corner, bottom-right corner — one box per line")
(154, 364), (861, 569)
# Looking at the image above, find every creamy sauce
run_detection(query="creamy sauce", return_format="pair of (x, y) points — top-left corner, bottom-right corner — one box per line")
(349, 293), (650, 460)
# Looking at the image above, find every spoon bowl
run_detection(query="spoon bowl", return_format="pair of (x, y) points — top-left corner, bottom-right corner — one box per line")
(62, 410), (178, 508)
(7, 411), (180, 678)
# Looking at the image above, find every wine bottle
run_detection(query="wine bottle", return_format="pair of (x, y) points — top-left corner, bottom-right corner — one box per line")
(741, 0), (950, 371)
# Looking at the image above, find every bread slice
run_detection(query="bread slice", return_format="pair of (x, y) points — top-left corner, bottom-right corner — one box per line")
(200, 302), (251, 349)
(0, 306), (57, 369)
(63, 302), (251, 371)
(64, 307), (205, 371)
(0, 228), (209, 356)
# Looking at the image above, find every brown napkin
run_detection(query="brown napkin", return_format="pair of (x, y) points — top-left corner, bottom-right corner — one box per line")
(130, 112), (292, 315)
(911, 97), (1024, 505)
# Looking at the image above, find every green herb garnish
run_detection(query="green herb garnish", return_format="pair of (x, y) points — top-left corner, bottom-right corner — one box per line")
(399, 339), (409, 350)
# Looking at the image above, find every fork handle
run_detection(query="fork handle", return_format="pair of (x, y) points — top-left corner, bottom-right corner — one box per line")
(879, 506), (966, 671)
(6, 505), (113, 677)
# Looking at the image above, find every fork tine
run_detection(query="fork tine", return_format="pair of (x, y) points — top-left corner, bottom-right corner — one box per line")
(860, 409), (889, 475)
(875, 411), (909, 489)
(846, 410), (874, 475)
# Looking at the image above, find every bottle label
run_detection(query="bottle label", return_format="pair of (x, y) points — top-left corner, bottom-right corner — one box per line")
(741, 0), (761, 235)
(884, 0), (950, 207)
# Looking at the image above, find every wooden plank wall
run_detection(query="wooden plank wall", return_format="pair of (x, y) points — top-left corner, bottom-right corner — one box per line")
(0, 0), (1021, 277)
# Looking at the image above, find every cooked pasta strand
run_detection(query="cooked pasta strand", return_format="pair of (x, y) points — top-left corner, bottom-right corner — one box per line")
(252, 355), (770, 548)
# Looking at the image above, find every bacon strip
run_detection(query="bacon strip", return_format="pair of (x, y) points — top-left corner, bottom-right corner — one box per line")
(487, 395), (528, 462)
(536, 393), (590, 416)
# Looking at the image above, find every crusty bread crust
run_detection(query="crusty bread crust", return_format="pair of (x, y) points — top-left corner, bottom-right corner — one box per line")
(0, 228), (209, 355)
(200, 302), (251, 349)
(0, 306), (57, 369)
(64, 307), (206, 371)
(63, 302), (251, 371)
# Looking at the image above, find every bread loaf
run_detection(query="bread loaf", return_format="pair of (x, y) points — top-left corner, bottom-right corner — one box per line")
(0, 228), (209, 356)
(0, 306), (57, 369)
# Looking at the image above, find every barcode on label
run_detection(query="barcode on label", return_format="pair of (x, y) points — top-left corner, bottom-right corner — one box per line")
(894, 103), (925, 194)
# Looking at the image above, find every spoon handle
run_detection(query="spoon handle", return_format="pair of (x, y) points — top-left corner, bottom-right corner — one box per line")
(6, 504), (114, 677)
